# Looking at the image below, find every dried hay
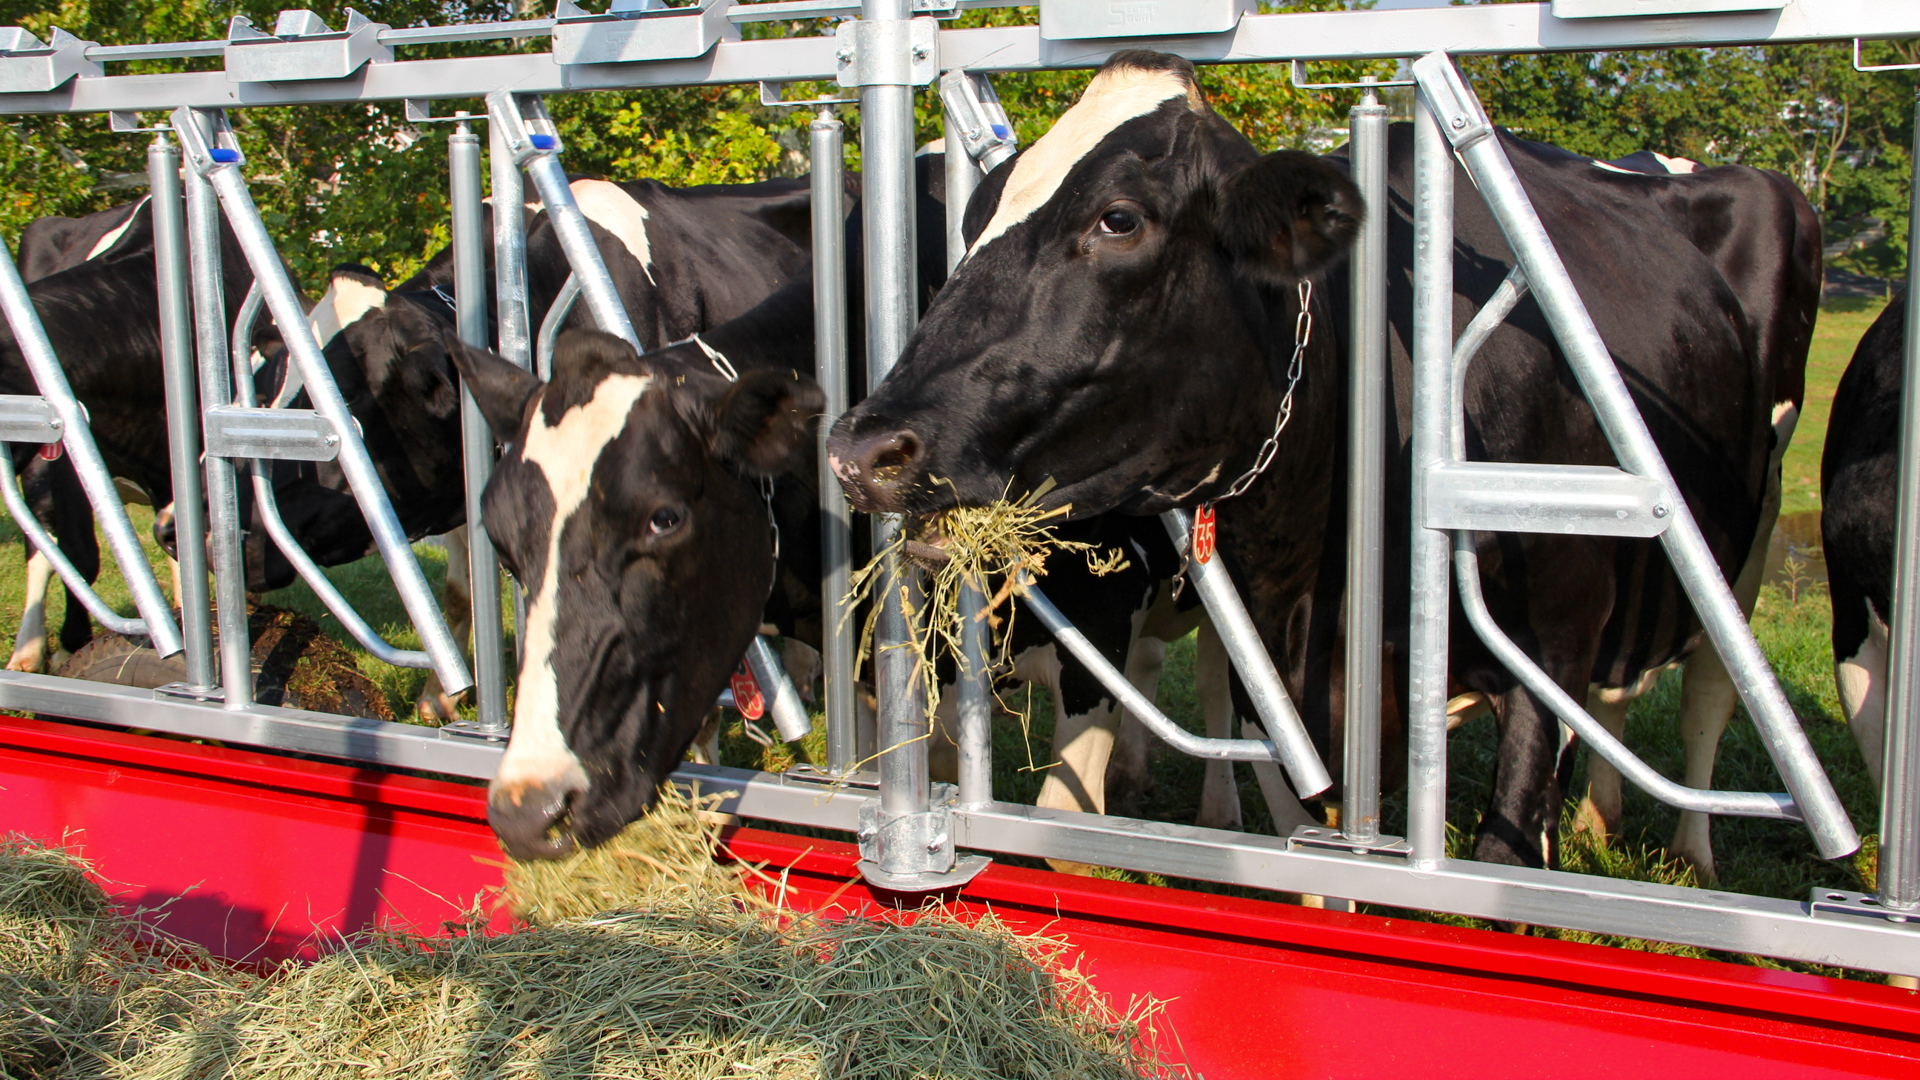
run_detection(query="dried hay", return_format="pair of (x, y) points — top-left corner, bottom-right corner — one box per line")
(844, 482), (1127, 728)
(2, 797), (1183, 1080)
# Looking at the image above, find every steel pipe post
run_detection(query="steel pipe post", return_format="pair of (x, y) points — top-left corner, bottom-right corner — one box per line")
(1415, 53), (1856, 860)
(1879, 87), (1920, 911)
(182, 141), (253, 706)
(943, 105), (978, 276)
(812, 108), (859, 774)
(173, 107), (473, 699)
(1343, 81), (1389, 844)
(150, 132), (214, 690)
(956, 573), (993, 807)
(489, 119), (533, 667)
(451, 118), (508, 736)
(860, 0), (928, 823)
(1406, 90), (1454, 868)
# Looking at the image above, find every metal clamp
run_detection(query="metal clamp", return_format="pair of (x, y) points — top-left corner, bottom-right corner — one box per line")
(1809, 888), (1916, 926)
(403, 100), (483, 124)
(488, 90), (562, 166)
(0, 396), (62, 444)
(172, 105), (244, 174)
(857, 783), (991, 892)
(551, 0), (738, 66)
(1410, 51), (1495, 152)
(1424, 461), (1672, 538)
(109, 112), (171, 134)
(0, 27), (100, 94)
(224, 9), (393, 84)
(1288, 824), (1411, 859)
(203, 406), (340, 462)
(835, 17), (939, 89)
(757, 81), (855, 109)
(937, 70), (1017, 172)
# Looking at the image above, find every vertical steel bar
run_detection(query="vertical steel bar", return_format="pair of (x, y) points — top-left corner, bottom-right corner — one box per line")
(150, 132), (214, 691)
(812, 108), (858, 774)
(452, 117), (508, 735)
(943, 107), (978, 276)
(182, 147), (252, 707)
(1406, 92), (1455, 867)
(490, 119), (533, 667)
(862, 0), (927, 819)
(1343, 81), (1389, 844)
(1878, 87), (1920, 910)
(944, 103), (992, 807)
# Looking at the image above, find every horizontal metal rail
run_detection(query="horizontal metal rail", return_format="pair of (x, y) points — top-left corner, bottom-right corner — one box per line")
(0, 3), (1910, 115)
(4, 674), (1914, 976)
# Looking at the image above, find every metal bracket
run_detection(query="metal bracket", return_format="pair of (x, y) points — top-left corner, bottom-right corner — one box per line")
(857, 783), (992, 892)
(1809, 888), (1917, 926)
(488, 90), (561, 166)
(155, 681), (224, 703)
(202, 406), (340, 462)
(1039, 0), (1253, 41)
(757, 81), (855, 109)
(1424, 461), (1672, 538)
(785, 763), (881, 789)
(0, 27), (101, 94)
(171, 105), (243, 175)
(403, 100), (482, 124)
(1854, 38), (1920, 75)
(1288, 824), (1412, 859)
(552, 0), (739, 66)
(835, 17), (939, 89)
(224, 9), (393, 84)
(1411, 51), (1496, 153)
(1290, 61), (1413, 92)
(937, 70), (1017, 172)
(440, 718), (508, 742)
(0, 395), (62, 444)
(109, 112), (171, 134)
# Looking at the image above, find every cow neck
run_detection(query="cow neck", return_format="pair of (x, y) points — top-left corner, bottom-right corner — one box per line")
(671, 331), (782, 596)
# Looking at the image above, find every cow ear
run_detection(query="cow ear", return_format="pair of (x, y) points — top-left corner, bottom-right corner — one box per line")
(708, 367), (825, 476)
(1216, 150), (1363, 287)
(446, 339), (543, 439)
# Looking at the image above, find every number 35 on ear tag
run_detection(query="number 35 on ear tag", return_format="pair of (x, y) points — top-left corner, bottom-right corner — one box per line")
(1192, 504), (1217, 565)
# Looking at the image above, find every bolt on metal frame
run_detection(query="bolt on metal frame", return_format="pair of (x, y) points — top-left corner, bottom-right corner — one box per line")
(0, 1), (1912, 973)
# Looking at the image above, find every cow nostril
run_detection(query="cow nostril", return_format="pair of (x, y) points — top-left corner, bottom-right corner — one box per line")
(865, 432), (921, 488)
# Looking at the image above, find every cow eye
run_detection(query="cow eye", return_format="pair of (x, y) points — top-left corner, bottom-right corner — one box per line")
(648, 507), (685, 535)
(1098, 208), (1141, 236)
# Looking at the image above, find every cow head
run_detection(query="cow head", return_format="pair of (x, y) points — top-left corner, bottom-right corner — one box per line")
(453, 329), (821, 859)
(827, 51), (1361, 519)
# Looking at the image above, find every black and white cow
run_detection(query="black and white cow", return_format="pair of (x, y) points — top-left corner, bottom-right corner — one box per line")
(1822, 293), (1908, 791)
(1, 197), (269, 670)
(828, 51), (1821, 871)
(252, 175), (817, 718)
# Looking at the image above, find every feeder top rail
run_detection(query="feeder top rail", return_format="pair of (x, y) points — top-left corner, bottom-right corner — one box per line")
(0, 1), (1909, 116)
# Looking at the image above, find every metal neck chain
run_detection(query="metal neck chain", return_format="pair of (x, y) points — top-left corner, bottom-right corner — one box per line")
(1210, 278), (1313, 506)
(672, 332), (780, 582)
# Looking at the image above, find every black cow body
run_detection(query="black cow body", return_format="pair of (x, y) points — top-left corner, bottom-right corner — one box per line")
(830, 52), (1820, 870)
(1822, 294), (1908, 791)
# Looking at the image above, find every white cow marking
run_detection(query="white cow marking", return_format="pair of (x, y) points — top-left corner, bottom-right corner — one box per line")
(570, 179), (657, 286)
(494, 374), (654, 797)
(1592, 160), (1635, 175)
(1838, 601), (1890, 791)
(84, 195), (150, 260)
(967, 64), (1194, 259)
(307, 276), (387, 350)
(1653, 152), (1699, 174)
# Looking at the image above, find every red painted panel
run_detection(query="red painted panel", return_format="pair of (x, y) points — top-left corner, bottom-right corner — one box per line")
(3, 715), (1918, 1078)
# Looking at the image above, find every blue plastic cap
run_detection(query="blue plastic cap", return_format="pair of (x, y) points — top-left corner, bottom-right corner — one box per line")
(990, 124), (1010, 140)
(530, 134), (556, 150)
(209, 147), (240, 163)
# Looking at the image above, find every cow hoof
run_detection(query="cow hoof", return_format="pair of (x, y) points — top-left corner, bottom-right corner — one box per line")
(416, 691), (464, 724)
(1669, 843), (1718, 885)
(1570, 797), (1617, 842)
(6, 645), (45, 673)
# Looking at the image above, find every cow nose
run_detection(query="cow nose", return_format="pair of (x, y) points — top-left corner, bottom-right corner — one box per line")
(487, 780), (581, 861)
(151, 509), (178, 559)
(829, 427), (922, 513)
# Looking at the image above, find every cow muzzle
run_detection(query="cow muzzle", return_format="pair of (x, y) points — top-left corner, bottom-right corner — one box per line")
(487, 778), (584, 860)
(827, 426), (922, 514)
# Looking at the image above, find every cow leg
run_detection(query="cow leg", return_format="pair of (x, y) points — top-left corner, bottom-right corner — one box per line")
(7, 549), (52, 672)
(688, 707), (723, 766)
(1106, 634), (1166, 820)
(1573, 689), (1631, 842)
(51, 463), (97, 664)
(782, 638), (821, 705)
(416, 529), (472, 723)
(1194, 618), (1244, 832)
(1476, 684), (1566, 870)
(1836, 602), (1889, 793)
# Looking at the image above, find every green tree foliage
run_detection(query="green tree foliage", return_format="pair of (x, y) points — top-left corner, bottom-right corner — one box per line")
(0, 1), (1910, 287)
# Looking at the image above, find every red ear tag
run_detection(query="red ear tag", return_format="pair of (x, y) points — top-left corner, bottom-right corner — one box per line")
(730, 663), (765, 721)
(37, 441), (62, 462)
(1192, 504), (1217, 565)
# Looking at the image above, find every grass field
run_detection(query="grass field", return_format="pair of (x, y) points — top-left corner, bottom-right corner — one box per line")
(0, 295), (1898, 981)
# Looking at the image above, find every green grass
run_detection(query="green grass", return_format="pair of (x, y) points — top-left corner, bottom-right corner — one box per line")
(1782, 296), (1889, 516)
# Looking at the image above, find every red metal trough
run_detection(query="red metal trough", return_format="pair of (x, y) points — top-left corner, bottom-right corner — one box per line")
(4, 714), (1918, 1079)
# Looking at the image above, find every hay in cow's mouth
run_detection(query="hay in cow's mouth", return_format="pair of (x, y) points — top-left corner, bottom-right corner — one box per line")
(5, 795), (1181, 1079)
(842, 479), (1129, 730)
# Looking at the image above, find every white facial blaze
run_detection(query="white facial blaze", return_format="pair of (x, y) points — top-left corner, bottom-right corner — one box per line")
(307, 276), (387, 349)
(85, 195), (151, 260)
(570, 179), (657, 286)
(494, 374), (654, 797)
(966, 64), (1193, 259)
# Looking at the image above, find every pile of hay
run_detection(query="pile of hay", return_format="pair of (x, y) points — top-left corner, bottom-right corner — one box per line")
(1, 793), (1180, 1079)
